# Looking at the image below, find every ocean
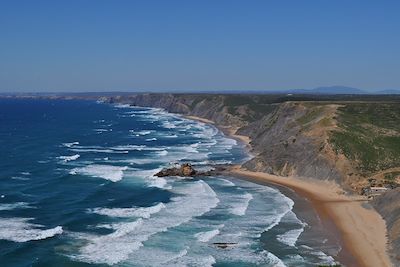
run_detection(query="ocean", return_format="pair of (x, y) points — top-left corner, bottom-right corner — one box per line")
(0, 98), (339, 266)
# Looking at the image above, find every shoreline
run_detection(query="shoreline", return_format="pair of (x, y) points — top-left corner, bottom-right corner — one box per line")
(231, 167), (391, 267)
(185, 114), (392, 267)
(184, 115), (251, 150)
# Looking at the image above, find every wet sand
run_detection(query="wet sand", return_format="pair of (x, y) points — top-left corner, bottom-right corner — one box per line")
(231, 167), (392, 267)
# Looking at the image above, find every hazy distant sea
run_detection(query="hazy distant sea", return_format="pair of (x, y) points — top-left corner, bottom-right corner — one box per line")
(0, 99), (338, 266)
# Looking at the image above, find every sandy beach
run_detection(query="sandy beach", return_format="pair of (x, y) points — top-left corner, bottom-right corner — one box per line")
(231, 167), (391, 267)
(185, 114), (392, 267)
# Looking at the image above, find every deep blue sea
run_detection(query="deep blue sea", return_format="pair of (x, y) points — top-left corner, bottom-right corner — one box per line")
(0, 99), (338, 266)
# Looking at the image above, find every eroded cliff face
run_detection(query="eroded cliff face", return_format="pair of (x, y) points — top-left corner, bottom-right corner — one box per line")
(106, 93), (399, 262)
(106, 94), (346, 184)
(239, 103), (342, 181)
(108, 94), (246, 128)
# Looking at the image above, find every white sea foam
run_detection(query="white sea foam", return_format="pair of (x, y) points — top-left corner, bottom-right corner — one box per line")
(0, 202), (34, 211)
(128, 168), (169, 189)
(194, 229), (220, 242)
(110, 145), (166, 152)
(114, 104), (131, 108)
(58, 154), (80, 162)
(70, 148), (128, 154)
(117, 246), (217, 267)
(266, 252), (287, 267)
(145, 138), (157, 141)
(155, 150), (168, 156)
(129, 130), (154, 136)
(160, 134), (178, 138)
(162, 121), (177, 129)
(118, 158), (163, 165)
(111, 145), (147, 151)
(311, 251), (337, 265)
(176, 145), (198, 153)
(90, 203), (165, 219)
(94, 129), (111, 133)
(229, 193), (253, 216)
(70, 165), (128, 182)
(277, 228), (304, 247)
(62, 141), (79, 148)
(0, 218), (62, 242)
(11, 176), (31, 181)
(73, 180), (219, 265)
(218, 178), (235, 187)
(166, 254), (216, 267)
(148, 177), (169, 189)
(187, 180), (297, 265)
(276, 211), (306, 247)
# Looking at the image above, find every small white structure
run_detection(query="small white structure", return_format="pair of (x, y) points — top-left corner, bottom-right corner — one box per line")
(364, 186), (388, 198)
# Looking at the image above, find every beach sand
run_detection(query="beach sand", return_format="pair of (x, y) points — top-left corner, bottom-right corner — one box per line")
(231, 167), (392, 267)
(185, 114), (392, 267)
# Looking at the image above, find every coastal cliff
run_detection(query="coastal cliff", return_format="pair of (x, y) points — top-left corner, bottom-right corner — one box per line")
(105, 94), (350, 185)
(105, 93), (400, 262)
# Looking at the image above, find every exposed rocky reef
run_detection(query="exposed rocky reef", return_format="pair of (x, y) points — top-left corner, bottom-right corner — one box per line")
(155, 163), (197, 177)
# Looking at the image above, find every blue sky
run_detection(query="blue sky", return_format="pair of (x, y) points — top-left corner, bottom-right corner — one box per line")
(0, 0), (399, 92)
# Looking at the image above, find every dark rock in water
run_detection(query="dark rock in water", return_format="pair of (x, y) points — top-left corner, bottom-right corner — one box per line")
(181, 163), (196, 176)
(155, 163), (197, 177)
(212, 242), (238, 249)
(154, 163), (229, 177)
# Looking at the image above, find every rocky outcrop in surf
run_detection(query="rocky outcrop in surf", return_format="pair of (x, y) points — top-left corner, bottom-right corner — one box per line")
(155, 163), (227, 177)
(155, 163), (198, 177)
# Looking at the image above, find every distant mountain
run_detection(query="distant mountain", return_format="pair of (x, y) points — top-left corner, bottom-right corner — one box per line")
(375, 89), (400, 95)
(275, 86), (400, 95)
(286, 86), (366, 95)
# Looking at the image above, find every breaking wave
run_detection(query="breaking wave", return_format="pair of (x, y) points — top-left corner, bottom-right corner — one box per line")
(90, 203), (165, 219)
(72, 181), (219, 265)
(58, 154), (80, 162)
(70, 165), (128, 182)
(229, 192), (253, 216)
(0, 218), (63, 242)
(194, 229), (220, 242)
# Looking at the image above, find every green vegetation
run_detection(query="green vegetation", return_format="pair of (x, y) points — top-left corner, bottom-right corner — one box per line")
(223, 95), (255, 107)
(330, 103), (400, 174)
(297, 106), (324, 125)
(222, 95), (277, 121)
(384, 171), (400, 181)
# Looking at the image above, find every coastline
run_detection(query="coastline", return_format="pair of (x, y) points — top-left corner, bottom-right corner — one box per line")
(185, 114), (392, 267)
(232, 167), (391, 267)
(184, 115), (251, 149)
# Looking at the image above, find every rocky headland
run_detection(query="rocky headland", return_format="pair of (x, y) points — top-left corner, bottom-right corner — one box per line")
(103, 93), (400, 265)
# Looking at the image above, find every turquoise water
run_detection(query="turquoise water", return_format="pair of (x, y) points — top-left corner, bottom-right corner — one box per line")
(0, 99), (337, 266)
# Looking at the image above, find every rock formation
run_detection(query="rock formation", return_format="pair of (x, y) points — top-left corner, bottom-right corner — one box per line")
(155, 163), (198, 177)
(155, 163), (228, 177)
